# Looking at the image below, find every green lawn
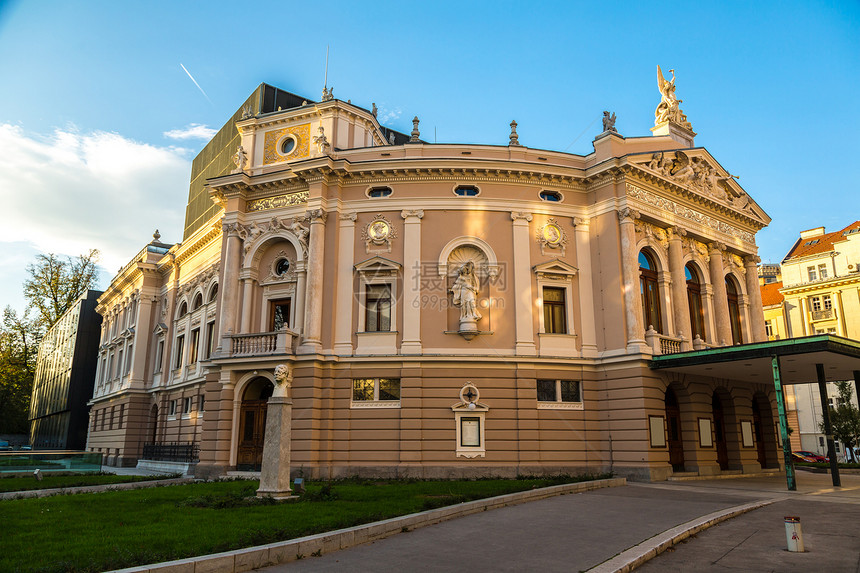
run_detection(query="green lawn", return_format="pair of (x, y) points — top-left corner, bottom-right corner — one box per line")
(2, 475), (607, 573)
(0, 472), (179, 493)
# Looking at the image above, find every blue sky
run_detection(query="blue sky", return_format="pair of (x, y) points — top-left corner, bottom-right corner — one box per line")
(0, 0), (858, 313)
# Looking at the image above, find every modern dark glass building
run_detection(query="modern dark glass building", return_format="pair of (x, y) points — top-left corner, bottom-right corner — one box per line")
(29, 290), (103, 449)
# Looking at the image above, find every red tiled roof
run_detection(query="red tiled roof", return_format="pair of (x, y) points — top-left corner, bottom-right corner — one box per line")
(784, 220), (860, 261)
(760, 281), (784, 306)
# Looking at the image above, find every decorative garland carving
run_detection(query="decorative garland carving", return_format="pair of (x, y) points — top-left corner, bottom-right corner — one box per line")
(246, 191), (310, 212)
(626, 183), (755, 243)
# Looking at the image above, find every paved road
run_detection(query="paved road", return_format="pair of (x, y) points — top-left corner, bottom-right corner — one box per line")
(260, 471), (860, 572)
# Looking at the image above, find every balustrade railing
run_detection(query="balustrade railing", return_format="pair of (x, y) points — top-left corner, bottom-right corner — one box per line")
(811, 308), (834, 321)
(229, 329), (296, 357)
(645, 327), (686, 355)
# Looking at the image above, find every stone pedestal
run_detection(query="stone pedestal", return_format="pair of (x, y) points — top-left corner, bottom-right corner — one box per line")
(256, 396), (293, 499)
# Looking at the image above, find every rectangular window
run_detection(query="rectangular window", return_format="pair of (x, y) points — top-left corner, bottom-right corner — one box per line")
(154, 339), (164, 373)
(125, 348), (132, 374)
(107, 354), (114, 380)
(183, 397), (192, 415)
(810, 296), (822, 311)
(205, 321), (215, 359)
(270, 299), (292, 331)
(174, 335), (185, 369)
(365, 284), (392, 332)
(537, 379), (582, 405)
(808, 266), (817, 281)
(823, 295), (832, 310)
(117, 350), (124, 377)
(352, 378), (400, 403)
(189, 328), (200, 364)
(169, 400), (177, 416)
(542, 287), (567, 334)
(198, 394), (205, 412)
(818, 264), (828, 279)
(765, 320), (773, 338)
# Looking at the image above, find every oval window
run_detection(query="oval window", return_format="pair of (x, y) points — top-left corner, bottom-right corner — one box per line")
(539, 190), (562, 202)
(368, 186), (392, 198)
(275, 258), (290, 276)
(454, 185), (480, 197)
(281, 137), (296, 155)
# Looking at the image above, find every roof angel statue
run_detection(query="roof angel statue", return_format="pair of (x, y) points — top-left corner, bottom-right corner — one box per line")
(655, 66), (692, 129)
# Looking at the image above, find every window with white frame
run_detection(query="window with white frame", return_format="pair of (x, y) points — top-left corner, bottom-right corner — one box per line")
(183, 397), (192, 417)
(351, 378), (400, 407)
(168, 399), (177, 417)
(542, 286), (567, 334)
(823, 294), (832, 310)
(117, 349), (123, 377)
(174, 335), (185, 369)
(365, 284), (392, 332)
(765, 320), (774, 338)
(807, 266), (817, 281)
(154, 338), (164, 373)
(189, 328), (200, 364)
(536, 379), (583, 409)
(818, 263), (828, 279)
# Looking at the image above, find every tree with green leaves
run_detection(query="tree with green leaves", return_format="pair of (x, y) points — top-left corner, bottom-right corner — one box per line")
(820, 381), (860, 463)
(0, 308), (42, 433)
(24, 249), (100, 328)
(0, 249), (100, 435)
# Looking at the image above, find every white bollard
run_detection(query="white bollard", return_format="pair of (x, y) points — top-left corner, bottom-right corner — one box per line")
(785, 516), (804, 552)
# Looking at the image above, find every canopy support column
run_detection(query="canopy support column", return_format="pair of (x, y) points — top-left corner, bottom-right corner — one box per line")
(817, 363), (841, 487)
(771, 355), (795, 491)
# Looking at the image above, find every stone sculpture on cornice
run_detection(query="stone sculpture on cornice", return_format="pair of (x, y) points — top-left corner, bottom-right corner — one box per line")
(655, 66), (692, 130)
(232, 145), (248, 174)
(313, 126), (331, 155)
(289, 218), (310, 253)
(602, 111), (617, 133)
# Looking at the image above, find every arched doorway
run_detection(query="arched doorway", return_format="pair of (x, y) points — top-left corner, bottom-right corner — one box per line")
(752, 394), (775, 469)
(237, 377), (274, 471)
(639, 250), (663, 333)
(665, 388), (684, 471)
(712, 392), (729, 470)
(726, 277), (743, 345)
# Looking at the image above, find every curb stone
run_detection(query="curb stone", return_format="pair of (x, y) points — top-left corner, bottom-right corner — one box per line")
(0, 477), (195, 500)
(586, 498), (775, 573)
(109, 477), (627, 573)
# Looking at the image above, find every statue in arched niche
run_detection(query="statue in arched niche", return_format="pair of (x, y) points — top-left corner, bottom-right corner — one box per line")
(451, 261), (482, 331)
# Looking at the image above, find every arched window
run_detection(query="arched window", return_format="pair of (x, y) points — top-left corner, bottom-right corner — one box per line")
(192, 293), (203, 311)
(639, 251), (662, 333)
(685, 263), (705, 341)
(178, 301), (188, 317)
(726, 277), (743, 344)
(208, 283), (219, 303)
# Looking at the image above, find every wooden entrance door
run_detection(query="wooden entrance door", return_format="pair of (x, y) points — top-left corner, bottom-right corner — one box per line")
(237, 400), (268, 471)
(665, 389), (685, 471)
(713, 394), (729, 470)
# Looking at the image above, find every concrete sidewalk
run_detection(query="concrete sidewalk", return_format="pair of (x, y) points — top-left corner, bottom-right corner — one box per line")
(259, 472), (860, 572)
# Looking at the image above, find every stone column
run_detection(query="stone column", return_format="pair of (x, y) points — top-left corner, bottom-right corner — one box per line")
(511, 212), (536, 356)
(668, 227), (692, 350)
(218, 224), (243, 354)
(744, 256), (766, 342)
(618, 208), (646, 351)
(299, 209), (327, 354)
(401, 210), (424, 354)
(239, 270), (256, 334)
(835, 290), (847, 337)
(573, 218), (598, 357)
(294, 263), (307, 335)
(130, 290), (156, 387)
(798, 297), (809, 336)
(333, 212), (357, 355)
(708, 242), (732, 346)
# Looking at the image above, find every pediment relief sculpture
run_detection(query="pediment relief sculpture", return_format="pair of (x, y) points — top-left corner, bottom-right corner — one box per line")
(640, 151), (760, 219)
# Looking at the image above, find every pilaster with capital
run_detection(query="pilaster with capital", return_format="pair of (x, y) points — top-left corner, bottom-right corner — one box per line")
(217, 223), (244, 354)
(299, 209), (327, 354)
(239, 268), (258, 334)
(511, 212), (536, 355)
(573, 217), (598, 357)
(708, 242), (732, 345)
(401, 210), (424, 354)
(333, 212), (357, 355)
(744, 256), (766, 342)
(668, 227), (692, 350)
(618, 208), (646, 350)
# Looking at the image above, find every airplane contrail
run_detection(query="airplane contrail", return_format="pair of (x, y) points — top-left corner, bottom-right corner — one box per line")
(180, 63), (212, 104)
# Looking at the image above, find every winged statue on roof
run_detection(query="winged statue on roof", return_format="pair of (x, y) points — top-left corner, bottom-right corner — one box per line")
(655, 66), (692, 130)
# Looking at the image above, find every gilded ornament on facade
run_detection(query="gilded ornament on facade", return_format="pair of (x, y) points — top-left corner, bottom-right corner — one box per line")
(536, 218), (568, 256)
(246, 191), (310, 212)
(361, 214), (397, 254)
(263, 123), (310, 165)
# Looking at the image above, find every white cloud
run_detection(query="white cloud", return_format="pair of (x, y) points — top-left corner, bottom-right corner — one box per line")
(163, 123), (217, 140)
(0, 124), (190, 309)
(379, 107), (402, 125)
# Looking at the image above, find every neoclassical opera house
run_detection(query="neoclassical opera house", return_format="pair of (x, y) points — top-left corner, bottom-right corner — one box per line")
(87, 71), (779, 481)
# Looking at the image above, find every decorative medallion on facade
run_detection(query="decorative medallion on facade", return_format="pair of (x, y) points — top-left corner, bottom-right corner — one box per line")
(247, 191), (309, 212)
(626, 183), (755, 244)
(263, 250), (296, 284)
(361, 214), (397, 254)
(537, 218), (568, 256)
(263, 123), (310, 165)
